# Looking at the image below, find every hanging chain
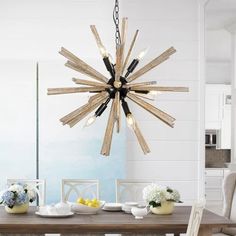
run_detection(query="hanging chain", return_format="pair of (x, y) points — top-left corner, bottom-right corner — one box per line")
(113, 0), (121, 48)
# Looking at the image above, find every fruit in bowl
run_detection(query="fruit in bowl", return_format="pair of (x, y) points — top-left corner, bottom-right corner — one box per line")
(70, 197), (105, 214)
(76, 198), (101, 208)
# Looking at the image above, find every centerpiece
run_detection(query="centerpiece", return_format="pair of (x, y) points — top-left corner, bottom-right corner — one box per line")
(0, 183), (36, 213)
(143, 184), (182, 215)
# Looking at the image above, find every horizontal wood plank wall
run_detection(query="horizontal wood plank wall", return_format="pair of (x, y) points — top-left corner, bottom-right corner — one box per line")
(123, 0), (200, 204)
(0, 60), (36, 189)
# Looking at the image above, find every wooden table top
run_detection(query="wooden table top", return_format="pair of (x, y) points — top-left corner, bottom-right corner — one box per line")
(0, 206), (235, 234)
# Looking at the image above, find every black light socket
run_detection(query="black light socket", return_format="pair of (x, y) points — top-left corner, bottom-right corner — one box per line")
(95, 98), (111, 116)
(125, 59), (139, 78)
(121, 99), (131, 116)
(103, 57), (115, 78)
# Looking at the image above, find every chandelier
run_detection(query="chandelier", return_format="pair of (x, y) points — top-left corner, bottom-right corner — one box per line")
(47, 0), (189, 156)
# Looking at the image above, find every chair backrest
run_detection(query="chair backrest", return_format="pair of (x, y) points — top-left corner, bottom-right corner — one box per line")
(7, 179), (46, 206)
(116, 179), (153, 204)
(186, 200), (205, 236)
(61, 179), (99, 202)
(221, 171), (236, 235)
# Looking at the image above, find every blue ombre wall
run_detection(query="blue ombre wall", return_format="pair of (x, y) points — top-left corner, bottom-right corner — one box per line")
(39, 61), (126, 204)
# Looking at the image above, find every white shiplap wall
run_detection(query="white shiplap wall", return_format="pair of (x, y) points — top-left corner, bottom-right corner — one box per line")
(122, 0), (201, 204)
(0, 0), (204, 203)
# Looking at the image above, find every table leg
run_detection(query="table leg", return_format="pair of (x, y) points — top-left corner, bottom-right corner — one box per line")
(198, 226), (212, 236)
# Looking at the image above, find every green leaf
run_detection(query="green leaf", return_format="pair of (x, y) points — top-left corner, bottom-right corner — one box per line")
(167, 187), (173, 193)
(149, 201), (161, 207)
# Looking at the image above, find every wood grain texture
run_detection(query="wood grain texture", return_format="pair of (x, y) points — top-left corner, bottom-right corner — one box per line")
(47, 86), (105, 95)
(122, 30), (139, 75)
(131, 118), (150, 154)
(127, 47), (176, 82)
(130, 92), (155, 101)
(115, 44), (123, 82)
(72, 78), (110, 88)
(0, 207), (235, 234)
(60, 92), (108, 125)
(59, 47), (108, 83)
(127, 92), (175, 127)
(90, 25), (105, 52)
(131, 86), (189, 92)
(65, 60), (107, 83)
(100, 100), (116, 156)
(114, 92), (121, 133)
(88, 91), (107, 103)
(125, 81), (157, 88)
(67, 95), (107, 128)
(120, 17), (128, 74)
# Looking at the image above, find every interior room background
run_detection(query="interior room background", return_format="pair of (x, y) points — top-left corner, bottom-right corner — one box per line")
(0, 0), (202, 204)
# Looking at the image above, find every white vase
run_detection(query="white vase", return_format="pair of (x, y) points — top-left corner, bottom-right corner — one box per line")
(5, 203), (29, 214)
(150, 201), (174, 215)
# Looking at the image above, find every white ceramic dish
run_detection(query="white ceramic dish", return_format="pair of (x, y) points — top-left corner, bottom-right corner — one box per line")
(102, 203), (122, 211)
(131, 207), (150, 219)
(122, 202), (138, 214)
(70, 201), (105, 214)
(35, 211), (74, 218)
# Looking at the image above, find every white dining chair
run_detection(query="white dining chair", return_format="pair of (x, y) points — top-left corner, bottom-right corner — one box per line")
(7, 179), (46, 206)
(213, 171), (236, 236)
(185, 200), (205, 236)
(61, 179), (99, 202)
(116, 179), (153, 204)
(115, 179), (165, 236)
(61, 179), (102, 236)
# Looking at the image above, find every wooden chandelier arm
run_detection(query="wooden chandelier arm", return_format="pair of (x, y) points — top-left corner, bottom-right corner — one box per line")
(59, 47), (108, 83)
(131, 86), (189, 92)
(47, 86), (106, 95)
(127, 92), (175, 128)
(101, 100), (116, 156)
(127, 47), (176, 82)
(122, 30), (139, 75)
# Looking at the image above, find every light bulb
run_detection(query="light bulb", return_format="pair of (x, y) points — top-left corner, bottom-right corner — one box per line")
(149, 91), (158, 95)
(149, 90), (163, 95)
(84, 115), (96, 127)
(99, 46), (108, 58)
(136, 47), (149, 60)
(126, 114), (135, 129)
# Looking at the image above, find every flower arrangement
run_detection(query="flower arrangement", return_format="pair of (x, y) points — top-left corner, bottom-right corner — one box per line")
(0, 183), (36, 209)
(143, 184), (182, 208)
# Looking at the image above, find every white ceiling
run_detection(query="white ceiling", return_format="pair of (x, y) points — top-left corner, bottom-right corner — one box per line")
(206, 0), (236, 30)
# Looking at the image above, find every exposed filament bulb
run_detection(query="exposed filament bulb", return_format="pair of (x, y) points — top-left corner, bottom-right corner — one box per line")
(84, 115), (96, 127)
(126, 114), (136, 129)
(99, 46), (108, 58)
(136, 47), (149, 60)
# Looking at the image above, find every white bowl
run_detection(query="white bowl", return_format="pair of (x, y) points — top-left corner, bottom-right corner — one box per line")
(70, 201), (105, 214)
(103, 203), (122, 211)
(131, 207), (150, 219)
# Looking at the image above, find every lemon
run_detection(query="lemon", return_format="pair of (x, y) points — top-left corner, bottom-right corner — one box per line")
(85, 199), (91, 205)
(88, 202), (98, 208)
(76, 197), (85, 205)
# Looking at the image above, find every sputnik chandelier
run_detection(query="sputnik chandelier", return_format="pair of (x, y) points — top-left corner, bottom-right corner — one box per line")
(47, 0), (189, 156)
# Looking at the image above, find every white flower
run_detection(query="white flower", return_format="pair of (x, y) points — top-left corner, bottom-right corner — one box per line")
(26, 185), (36, 200)
(143, 184), (181, 205)
(8, 184), (24, 193)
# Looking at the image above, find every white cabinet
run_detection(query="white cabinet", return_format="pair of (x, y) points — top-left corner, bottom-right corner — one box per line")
(205, 84), (231, 149)
(205, 85), (223, 130)
(219, 87), (231, 149)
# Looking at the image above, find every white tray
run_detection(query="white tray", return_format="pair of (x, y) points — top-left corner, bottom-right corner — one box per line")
(35, 211), (74, 218)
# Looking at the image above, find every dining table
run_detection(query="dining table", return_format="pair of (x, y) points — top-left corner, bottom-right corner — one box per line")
(0, 206), (235, 236)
